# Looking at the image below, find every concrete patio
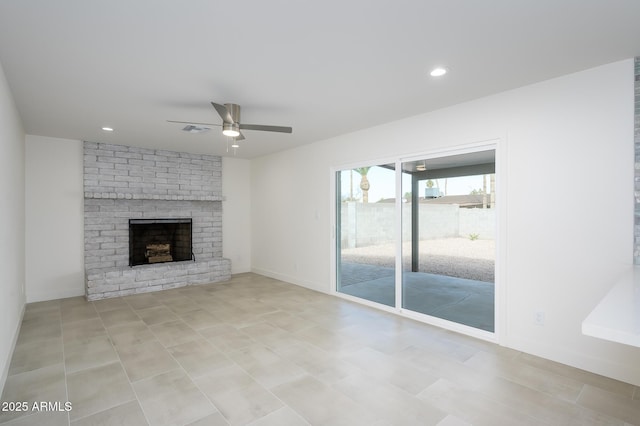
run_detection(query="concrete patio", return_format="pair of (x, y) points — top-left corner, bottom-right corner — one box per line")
(338, 262), (495, 332)
(338, 238), (495, 332)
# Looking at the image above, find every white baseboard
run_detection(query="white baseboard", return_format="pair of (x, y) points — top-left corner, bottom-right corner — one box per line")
(230, 265), (252, 275)
(505, 335), (640, 387)
(27, 288), (85, 303)
(250, 267), (328, 294)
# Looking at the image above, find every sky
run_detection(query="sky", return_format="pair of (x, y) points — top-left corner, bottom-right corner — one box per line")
(340, 166), (486, 202)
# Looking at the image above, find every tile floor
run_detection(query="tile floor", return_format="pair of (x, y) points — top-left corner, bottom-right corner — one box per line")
(1, 273), (639, 425)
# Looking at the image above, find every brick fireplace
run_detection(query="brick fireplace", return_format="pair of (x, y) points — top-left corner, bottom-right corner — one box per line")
(83, 141), (231, 300)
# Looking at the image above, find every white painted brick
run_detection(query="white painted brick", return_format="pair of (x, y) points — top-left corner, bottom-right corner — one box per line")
(128, 159), (155, 167)
(115, 151), (143, 160)
(156, 184), (179, 191)
(156, 149), (180, 158)
(156, 172), (179, 180)
(100, 242), (128, 250)
(84, 142), (228, 299)
(85, 223), (116, 232)
(111, 181), (129, 188)
(119, 281), (140, 290)
(142, 154), (168, 162)
(100, 229), (128, 237)
(127, 146), (147, 154)
(97, 143), (123, 152)
(97, 160), (115, 169)
(135, 286), (159, 294)
(162, 283), (184, 290)
(155, 161), (177, 168)
(143, 165), (167, 173)
(99, 156), (128, 164)
(149, 177), (168, 184)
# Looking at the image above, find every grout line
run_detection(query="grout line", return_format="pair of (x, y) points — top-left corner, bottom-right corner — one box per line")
(148, 293), (228, 425)
(575, 383), (587, 406)
(181, 286), (298, 425)
(65, 299), (146, 425)
(129, 292), (225, 424)
(100, 296), (153, 426)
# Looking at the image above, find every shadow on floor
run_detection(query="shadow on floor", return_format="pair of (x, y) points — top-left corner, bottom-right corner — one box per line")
(338, 262), (495, 332)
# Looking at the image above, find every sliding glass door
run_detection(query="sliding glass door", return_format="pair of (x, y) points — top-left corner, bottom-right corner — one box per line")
(401, 151), (496, 332)
(335, 148), (496, 334)
(336, 165), (396, 307)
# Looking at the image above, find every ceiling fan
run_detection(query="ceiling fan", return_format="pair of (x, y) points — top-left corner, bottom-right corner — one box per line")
(168, 102), (293, 141)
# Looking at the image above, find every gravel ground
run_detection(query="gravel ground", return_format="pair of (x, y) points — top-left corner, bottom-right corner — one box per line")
(341, 237), (495, 282)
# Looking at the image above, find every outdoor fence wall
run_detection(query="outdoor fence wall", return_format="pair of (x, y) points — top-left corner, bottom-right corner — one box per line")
(340, 202), (495, 249)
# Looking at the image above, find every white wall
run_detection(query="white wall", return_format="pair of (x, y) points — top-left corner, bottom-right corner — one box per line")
(0, 61), (26, 392)
(222, 157), (252, 273)
(25, 136), (84, 302)
(251, 146), (330, 289)
(251, 59), (640, 385)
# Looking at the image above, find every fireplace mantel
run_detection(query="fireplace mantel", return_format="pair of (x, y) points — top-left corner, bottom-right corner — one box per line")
(84, 192), (222, 201)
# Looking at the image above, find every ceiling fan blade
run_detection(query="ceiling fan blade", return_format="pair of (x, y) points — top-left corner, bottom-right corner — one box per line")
(211, 102), (234, 123)
(236, 132), (245, 141)
(239, 123), (293, 133)
(167, 120), (220, 126)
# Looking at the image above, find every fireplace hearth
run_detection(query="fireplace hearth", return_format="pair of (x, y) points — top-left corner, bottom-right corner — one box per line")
(129, 218), (193, 266)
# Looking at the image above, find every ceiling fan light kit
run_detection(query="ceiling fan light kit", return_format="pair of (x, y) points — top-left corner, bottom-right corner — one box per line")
(222, 122), (240, 137)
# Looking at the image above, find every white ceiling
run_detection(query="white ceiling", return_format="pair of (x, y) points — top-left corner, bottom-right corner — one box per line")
(1, 1), (639, 159)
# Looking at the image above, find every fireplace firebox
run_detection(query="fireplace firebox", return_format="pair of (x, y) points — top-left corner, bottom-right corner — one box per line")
(129, 218), (193, 266)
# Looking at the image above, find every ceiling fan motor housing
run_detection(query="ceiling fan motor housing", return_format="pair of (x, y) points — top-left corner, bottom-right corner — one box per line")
(225, 103), (241, 123)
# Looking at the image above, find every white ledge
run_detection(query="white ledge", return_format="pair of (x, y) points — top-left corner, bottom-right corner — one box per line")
(582, 266), (640, 348)
(84, 192), (222, 201)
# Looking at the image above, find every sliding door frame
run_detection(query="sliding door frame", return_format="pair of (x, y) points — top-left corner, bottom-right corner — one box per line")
(330, 156), (400, 316)
(330, 139), (506, 343)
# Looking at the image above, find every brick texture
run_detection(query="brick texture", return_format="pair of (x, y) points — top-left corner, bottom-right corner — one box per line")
(83, 142), (230, 300)
(83, 142), (222, 200)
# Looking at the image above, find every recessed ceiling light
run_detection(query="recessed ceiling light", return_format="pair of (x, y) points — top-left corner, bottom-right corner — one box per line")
(101, 127), (114, 132)
(430, 67), (448, 77)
